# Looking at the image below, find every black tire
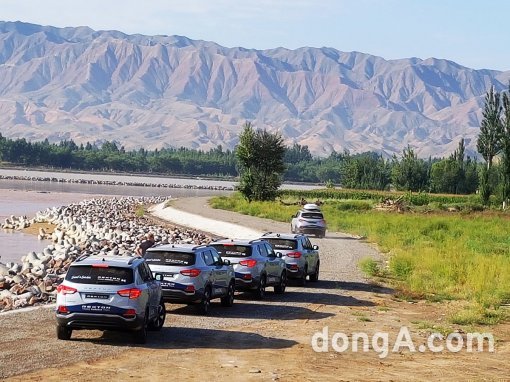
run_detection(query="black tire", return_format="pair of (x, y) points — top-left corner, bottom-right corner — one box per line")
(221, 282), (235, 307)
(148, 300), (166, 331)
(197, 286), (211, 315)
(56, 325), (72, 340)
(133, 311), (148, 344)
(274, 271), (287, 294)
(297, 267), (307, 287)
(309, 262), (320, 282)
(255, 275), (266, 300)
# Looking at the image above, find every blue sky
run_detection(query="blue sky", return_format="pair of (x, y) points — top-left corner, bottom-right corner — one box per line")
(1, 0), (508, 70)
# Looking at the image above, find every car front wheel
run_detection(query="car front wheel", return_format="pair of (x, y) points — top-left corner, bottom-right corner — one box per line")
(221, 282), (235, 307)
(274, 271), (287, 294)
(148, 300), (166, 331)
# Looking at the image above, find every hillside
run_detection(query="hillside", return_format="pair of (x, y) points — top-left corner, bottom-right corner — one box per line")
(0, 21), (509, 157)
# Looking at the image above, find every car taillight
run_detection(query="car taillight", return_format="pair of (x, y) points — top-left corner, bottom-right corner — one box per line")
(57, 285), (77, 295)
(184, 285), (196, 293)
(123, 309), (137, 318)
(180, 269), (201, 277)
(57, 305), (69, 314)
(287, 252), (302, 258)
(242, 274), (252, 280)
(117, 288), (142, 299)
(239, 259), (257, 268)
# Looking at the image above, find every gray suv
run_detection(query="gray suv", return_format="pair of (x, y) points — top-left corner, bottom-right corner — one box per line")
(210, 239), (287, 299)
(144, 244), (235, 315)
(291, 204), (327, 238)
(55, 255), (166, 344)
(260, 232), (320, 286)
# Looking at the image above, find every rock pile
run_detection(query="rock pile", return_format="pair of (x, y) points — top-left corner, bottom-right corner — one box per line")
(0, 196), (212, 312)
(0, 174), (235, 190)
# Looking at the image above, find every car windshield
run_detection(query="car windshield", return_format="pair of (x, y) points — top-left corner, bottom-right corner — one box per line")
(264, 239), (297, 250)
(144, 251), (195, 266)
(211, 244), (252, 257)
(301, 212), (323, 220)
(66, 266), (133, 285)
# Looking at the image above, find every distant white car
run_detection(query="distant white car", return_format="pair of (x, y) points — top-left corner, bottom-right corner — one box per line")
(291, 204), (327, 238)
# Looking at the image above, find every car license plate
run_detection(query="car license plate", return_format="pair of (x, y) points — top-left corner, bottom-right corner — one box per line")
(84, 293), (109, 299)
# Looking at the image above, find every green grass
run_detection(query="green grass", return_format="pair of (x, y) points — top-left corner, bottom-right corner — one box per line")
(135, 205), (146, 217)
(210, 192), (510, 325)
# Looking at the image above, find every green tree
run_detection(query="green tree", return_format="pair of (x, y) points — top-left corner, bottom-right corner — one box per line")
(236, 122), (286, 201)
(391, 146), (429, 192)
(477, 86), (502, 205)
(501, 87), (510, 207)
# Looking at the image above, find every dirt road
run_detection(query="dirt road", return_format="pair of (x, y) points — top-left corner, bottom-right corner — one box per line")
(1, 197), (508, 381)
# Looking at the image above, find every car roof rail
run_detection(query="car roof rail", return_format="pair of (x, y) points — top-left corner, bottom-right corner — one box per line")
(192, 244), (207, 250)
(75, 254), (91, 262)
(261, 232), (272, 236)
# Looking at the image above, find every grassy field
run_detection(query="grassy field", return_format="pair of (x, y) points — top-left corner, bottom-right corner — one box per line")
(210, 192), (510, 325)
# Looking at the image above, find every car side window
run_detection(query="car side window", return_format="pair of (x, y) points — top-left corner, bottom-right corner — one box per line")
(265, 243), (275, 257)
(303, 238), (311, 250)
(258, 244), (268, 257)
(144, 262), (154, 280)
(138, 263), (150, 282)
(202, 250), (215, 266)
(210, 249), (222, 266)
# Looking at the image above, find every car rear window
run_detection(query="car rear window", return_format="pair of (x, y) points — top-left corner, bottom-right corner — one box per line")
(66, 266), (133, 285)
(264, 239), (297, 250)
(211, 244), (252, 257)
(144, 251), (196, 266)
(301, 212), (324, 219)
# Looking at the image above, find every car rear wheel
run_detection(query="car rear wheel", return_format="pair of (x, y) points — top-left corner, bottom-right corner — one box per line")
(297, 266), (307, 287)
(309, 262), (320, 282)
(56, 325), (72, 340)
(221, 282), (235, 307)
(197, 286), (211, 315)
(274, 271), (287, 294)
(148, 300), (166, 331)
(133, 311), (148, 344)
(255, 275), (266, 299)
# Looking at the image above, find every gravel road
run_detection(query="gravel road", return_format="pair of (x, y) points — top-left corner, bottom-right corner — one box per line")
(0, 196), (386, 379)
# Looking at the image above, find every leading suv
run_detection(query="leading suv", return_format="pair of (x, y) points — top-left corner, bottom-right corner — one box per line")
(144, 244), (236, 315)
(259, 232), (320, 286)
(55, 255), (166, 344)
(210, 239), (287, 299)
(291, 204), (327, 238)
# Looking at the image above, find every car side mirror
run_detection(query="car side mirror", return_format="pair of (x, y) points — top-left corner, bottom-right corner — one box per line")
(313, 245), (319, 250)
(154, 273), (163, 281)
(276, 252), (283, 258)
(223, 259), (231, 266)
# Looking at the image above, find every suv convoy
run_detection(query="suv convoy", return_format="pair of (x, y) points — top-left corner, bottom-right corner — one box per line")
(144, 244), (235, 315)
(55, 255), (166, 344)
(260, 232), (320, 286)
(291, 203), (327, 238)
(210, 238), (287, 299)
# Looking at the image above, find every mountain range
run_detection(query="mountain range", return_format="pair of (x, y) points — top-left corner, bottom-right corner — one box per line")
(0, 21), (509, 158)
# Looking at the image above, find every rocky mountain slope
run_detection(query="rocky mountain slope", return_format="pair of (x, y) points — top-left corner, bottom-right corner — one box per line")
(0, 21), (509, 157)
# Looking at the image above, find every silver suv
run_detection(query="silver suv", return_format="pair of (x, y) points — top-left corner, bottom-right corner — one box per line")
(55, 255), (166, 344)
(144, 244), (235, 315)
(291, 204), (327, 238)
(210, 239), (287, 299)
(260, 232), (320, 286)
